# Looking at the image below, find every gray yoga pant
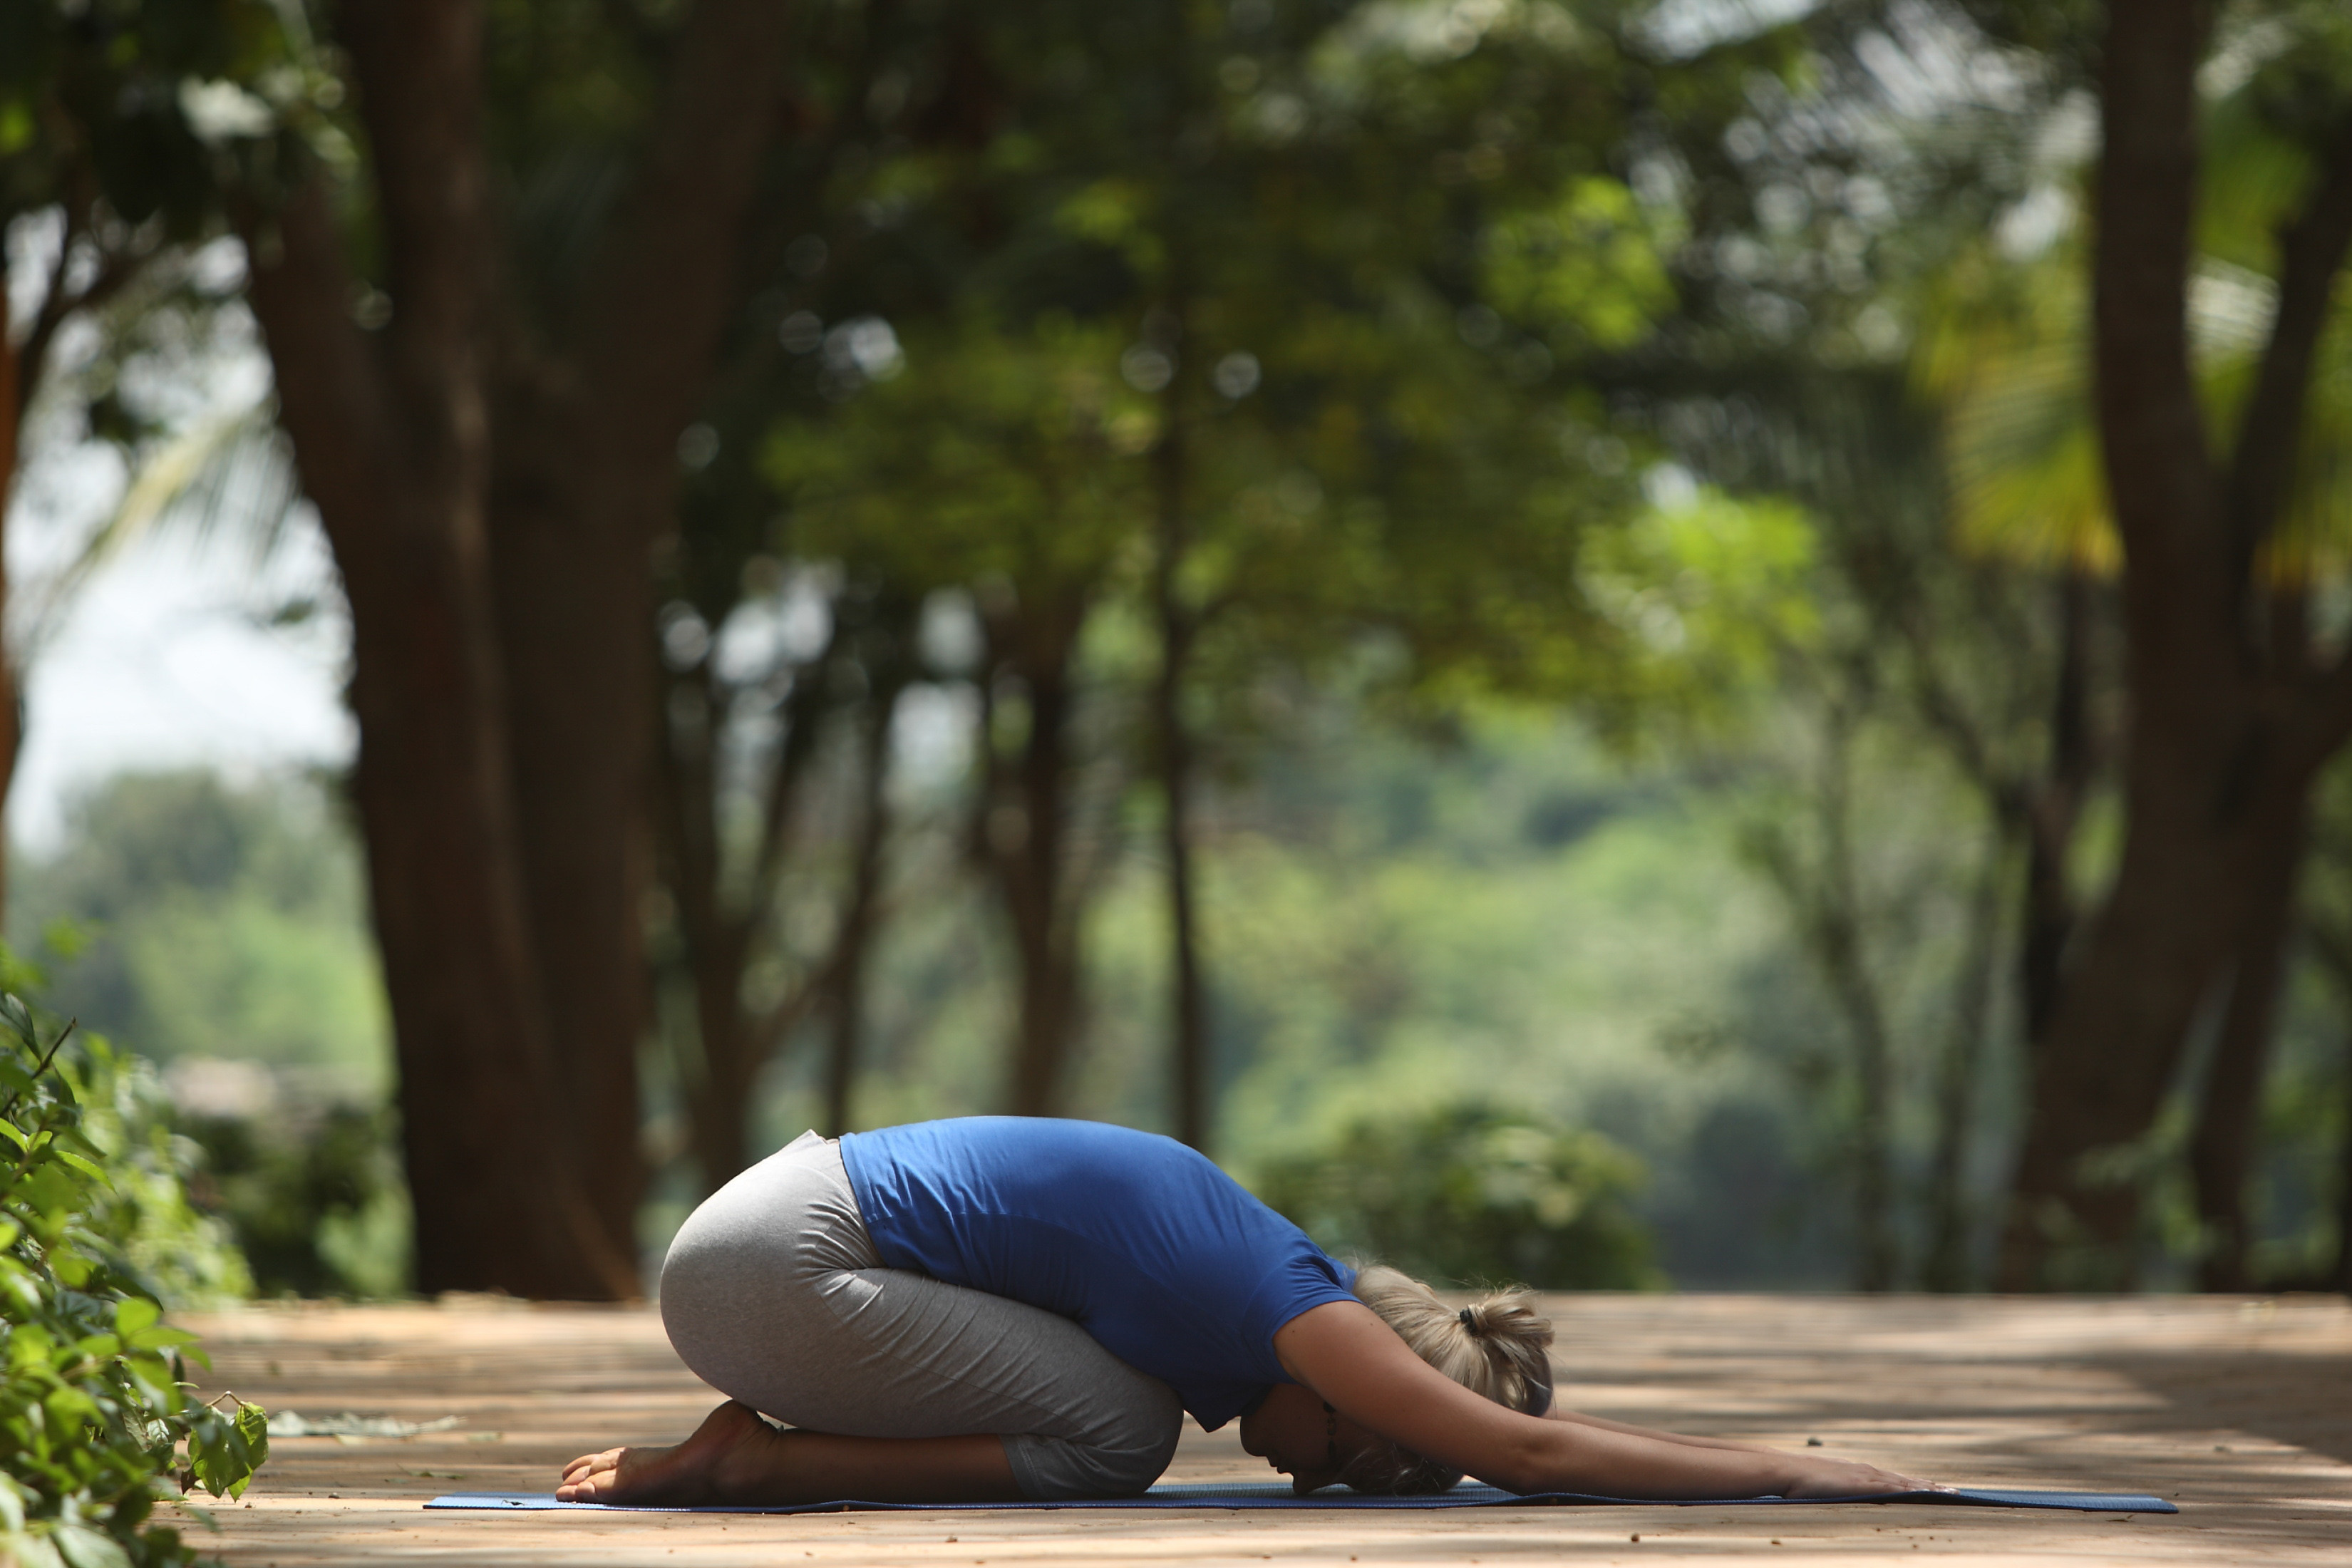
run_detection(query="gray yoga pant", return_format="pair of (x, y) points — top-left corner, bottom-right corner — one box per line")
(657, 1130), (1183, 1500)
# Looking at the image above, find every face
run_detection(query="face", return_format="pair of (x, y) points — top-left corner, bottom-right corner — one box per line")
(1237, 1383), (1374, 1495)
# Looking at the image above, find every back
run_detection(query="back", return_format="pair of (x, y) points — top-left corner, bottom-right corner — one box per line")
(837, 1117), (1354, 1430)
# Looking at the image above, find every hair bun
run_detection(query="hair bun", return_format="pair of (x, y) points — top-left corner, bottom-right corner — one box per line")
(1456, 1306), (1480, 1334)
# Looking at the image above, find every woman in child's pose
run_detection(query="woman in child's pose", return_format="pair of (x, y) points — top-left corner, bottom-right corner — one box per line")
(559, 1117), (1929, 1504)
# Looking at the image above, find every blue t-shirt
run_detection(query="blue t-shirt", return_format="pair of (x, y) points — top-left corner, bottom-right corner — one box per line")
(837, 1117), (1355, 1430)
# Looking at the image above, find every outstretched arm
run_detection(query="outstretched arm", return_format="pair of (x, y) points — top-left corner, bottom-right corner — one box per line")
(1274, 1301), (1930, 1500)
(1544, 1406), (1794, 1456)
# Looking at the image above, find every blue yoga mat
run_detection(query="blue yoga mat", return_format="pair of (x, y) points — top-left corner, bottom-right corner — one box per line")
(426, 1482), (2176, 1515)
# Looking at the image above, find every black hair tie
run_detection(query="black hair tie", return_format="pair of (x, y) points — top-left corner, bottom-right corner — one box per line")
(1456, 1306), (1480, 1334)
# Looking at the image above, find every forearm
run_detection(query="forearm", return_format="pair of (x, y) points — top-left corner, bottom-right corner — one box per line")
(1485, 1420), (1802, 1500)
(1546, 1407), (1783, 1457)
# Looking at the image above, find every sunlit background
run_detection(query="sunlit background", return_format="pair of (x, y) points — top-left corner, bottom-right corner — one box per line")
(6, 0), (2349, 1309)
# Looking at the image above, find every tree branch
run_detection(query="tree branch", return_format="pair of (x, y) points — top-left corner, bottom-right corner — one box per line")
(12, 205), (88, 439)
(743, 608), (850, 929)
(2227, 107), (2352, 584)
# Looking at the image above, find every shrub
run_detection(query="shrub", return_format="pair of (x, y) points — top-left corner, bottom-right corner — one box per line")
(71, 1049), (256, 1312)
(177, 1102), (409, 1299)
(2, 993), (268, 1568)
(1254, 1103), (1663, 1290)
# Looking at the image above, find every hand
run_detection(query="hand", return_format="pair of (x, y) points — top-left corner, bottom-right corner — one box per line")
(1780, 1454), (1941, 1498)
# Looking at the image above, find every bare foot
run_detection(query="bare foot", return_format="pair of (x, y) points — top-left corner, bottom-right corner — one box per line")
(557, 1401), (782, 1505)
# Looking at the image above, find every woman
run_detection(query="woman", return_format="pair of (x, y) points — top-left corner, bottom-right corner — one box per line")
(559, 1118), (1929, 1505)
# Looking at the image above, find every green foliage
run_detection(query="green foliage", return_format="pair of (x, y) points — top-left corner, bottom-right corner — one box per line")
(0, 0), (314, 229)
(770, 314), (1153, 597)
(61, 1038), (254, 1313)
(1254, 1102), (1661, 1291)
(177, 1105), (409, 1299)
(9, 771), (403, 1299)
(13, 771), (391, 1091)
(1, 989), (268, 1568)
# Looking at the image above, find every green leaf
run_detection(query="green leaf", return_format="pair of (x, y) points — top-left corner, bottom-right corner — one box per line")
(49, 1151), (105, 1185)
(52, 1522), (134, 1568)
(110, 1299), (160, 1338)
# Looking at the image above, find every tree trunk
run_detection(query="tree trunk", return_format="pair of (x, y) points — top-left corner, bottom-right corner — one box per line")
(245, 159), (629, 1296)
(2336, 1025), (2352, 1295)
(1750, 701), (1898, 1291)
(824, 664), (904, 1137)
(2299, 919), (2352, 1296)
(1998, 3), (2352, 1289)
(983, 595), (1090, 1118)
(1815, 715), (1898, 1294)
(237, 0), (793, 1289)
(481, 0), (795, 1255)
(0, 281), (21, 929)
(658, 610), (840, 1191)
(656, 656), (757, 1189)
(487, 376), (658, 1261)
(1152, 366), (1209, 1152)
(2020, 572), (2095, 1046)
(2189, 802), (2306, 1290)
(1922, 820), (2007, 1291)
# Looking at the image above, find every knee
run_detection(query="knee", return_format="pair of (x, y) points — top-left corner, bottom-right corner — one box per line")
(1009, 1383), (1182, 1499)
(656, 1197), (770, 1391)
(1103, 1403), (1185, 1492)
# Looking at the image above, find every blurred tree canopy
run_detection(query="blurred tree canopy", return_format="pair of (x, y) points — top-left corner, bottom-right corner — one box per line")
(0, 0), (319, 926)
(10, 0), (2352, 1301)
(14, 770), (385, 1084)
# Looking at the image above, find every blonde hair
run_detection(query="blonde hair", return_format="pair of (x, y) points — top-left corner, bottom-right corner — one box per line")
(1341, 1264), (1557, 1495)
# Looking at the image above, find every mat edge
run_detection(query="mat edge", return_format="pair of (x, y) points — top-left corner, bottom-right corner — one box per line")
(423, 1487), (2177, 1517)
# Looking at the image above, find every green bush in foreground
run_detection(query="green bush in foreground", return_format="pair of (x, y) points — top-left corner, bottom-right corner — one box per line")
(1256, 1103), (1664, 1291)
(2, 994), (268, 1568)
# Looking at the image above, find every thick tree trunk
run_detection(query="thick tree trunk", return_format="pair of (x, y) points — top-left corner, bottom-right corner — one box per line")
(237, 0), (792, 1289)
(246, 169), (629, 1297)
(1998, 725), (2304, 1287)
(1998, 3), (2352, 1289)
(488, 377), (656, 1261)
(481, 0), (795, 1253)
(2189, 803), (2306, 1290)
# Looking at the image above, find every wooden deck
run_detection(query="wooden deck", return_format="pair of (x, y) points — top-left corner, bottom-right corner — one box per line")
(175, 1292), (2352, 1565)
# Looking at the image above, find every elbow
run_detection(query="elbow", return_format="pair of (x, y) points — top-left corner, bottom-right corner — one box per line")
(1477, 1431), (1560, 1497)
